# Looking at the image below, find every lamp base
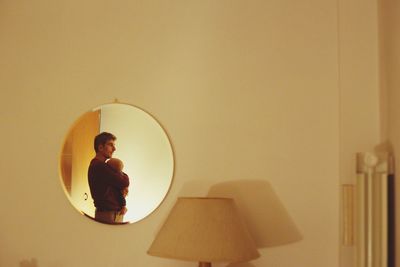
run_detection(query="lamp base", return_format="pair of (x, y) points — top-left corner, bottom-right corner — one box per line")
(198, 262), (211, 267)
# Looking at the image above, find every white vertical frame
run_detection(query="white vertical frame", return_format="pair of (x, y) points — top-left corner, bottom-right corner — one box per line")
(355, 152), (389, 267)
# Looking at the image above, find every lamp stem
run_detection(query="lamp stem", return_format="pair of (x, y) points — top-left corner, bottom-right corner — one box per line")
(198, 262), (211, 267)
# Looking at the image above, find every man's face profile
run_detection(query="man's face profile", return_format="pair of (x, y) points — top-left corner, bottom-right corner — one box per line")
(98, 139), (116, 159)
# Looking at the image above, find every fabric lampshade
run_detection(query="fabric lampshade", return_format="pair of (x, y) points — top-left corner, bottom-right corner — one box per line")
(147, 197), (260, 264)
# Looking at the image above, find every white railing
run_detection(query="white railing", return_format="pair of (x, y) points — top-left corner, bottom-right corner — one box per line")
(355, 152), (392, 267)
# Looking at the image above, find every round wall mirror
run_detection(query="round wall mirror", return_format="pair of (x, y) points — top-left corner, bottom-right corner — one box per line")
(59, 103), (174, 224)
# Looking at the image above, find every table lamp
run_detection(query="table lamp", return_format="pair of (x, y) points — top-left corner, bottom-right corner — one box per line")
(147, 197), (260, 267)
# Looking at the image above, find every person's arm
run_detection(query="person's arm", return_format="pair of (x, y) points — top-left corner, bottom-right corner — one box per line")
(120, 206), (128, 215)
(97, 163), (129, 189)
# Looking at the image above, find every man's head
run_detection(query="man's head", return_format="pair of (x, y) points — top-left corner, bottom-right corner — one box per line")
(94, 132), (116, 159)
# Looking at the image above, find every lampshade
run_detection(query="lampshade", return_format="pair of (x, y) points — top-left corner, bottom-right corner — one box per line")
(147, 197), (260, 266)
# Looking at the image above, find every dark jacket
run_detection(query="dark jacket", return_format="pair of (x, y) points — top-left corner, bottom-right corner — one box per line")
(88, 158), (130, 211)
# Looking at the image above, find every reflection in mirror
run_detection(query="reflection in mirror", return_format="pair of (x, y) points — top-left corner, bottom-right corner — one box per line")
(59, 103), (174, 224)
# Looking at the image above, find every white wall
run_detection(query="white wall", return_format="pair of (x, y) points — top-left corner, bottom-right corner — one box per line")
(0, 1), (381, 266)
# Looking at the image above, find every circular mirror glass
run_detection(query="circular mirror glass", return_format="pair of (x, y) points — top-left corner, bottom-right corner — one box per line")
(59, 103), (174, 224)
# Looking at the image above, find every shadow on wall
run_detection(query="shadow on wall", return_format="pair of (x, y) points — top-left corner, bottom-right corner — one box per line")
(177, 179), (218, 197)
(206, 180), (303, 248)
(374, 141), (396, 267)
(20, 258), (38, 267)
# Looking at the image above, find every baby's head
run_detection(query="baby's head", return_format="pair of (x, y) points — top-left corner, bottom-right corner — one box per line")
(107, 158), (124, 172)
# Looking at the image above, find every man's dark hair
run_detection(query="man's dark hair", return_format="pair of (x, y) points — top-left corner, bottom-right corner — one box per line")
(94, 132), (116, 152)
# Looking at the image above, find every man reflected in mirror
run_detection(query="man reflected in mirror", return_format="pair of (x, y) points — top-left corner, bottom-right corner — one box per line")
(88, 132), (130, 224)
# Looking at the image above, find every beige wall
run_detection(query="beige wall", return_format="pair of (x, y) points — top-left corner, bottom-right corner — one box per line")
(0, 1), (382, 267)
(338, 0), (381, 265)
